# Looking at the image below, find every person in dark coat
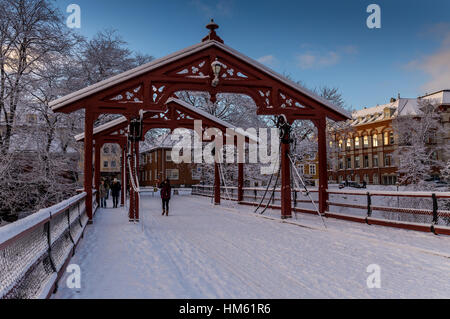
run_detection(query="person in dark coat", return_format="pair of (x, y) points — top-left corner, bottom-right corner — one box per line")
(159, 179), (171, 216)
(99, 180), (107, 208)
(110, 178), (121, 208)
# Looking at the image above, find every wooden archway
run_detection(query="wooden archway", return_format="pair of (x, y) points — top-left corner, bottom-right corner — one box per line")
(52, 21), (350, 222)
(75, 98), (256, 220)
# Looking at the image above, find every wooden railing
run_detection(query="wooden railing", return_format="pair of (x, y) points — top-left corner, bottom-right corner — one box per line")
(192, 185), (450, 235)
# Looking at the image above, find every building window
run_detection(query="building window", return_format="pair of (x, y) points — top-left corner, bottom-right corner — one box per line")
(363, 174), (369, 183)
(299, 164), (305, 174)
(111, 145), (117, 154)
(355, 175), (360, 183)
(384, 132), (394, 145)
(372, 134), (378, 147)
(355, 156), (360, 168)
(309, 164), (316, 175)
(166, 169), (179, 180)
(26, 114), (37, 124)
(384, 154), (392, 167)
(338, 159), (343, 170)
(364, 155), (369, 168)
(389, 132), (394, 145)
(346, 139), (351, 150)
(347, 174), (352, 182)
(363, 136), (369, 148)
(354, 137), (360, 148)
(346, 157), (351, 169)
(111, 161), (116, 168)
(383, 175), (397, 185)
(103, 146), (109, 154)
(103, 161), (108, 168)
(165, 151), (172, 162)
(338, 139), (343, 150)
(373, 155), (378, 167)
(373, 173), (379, 184)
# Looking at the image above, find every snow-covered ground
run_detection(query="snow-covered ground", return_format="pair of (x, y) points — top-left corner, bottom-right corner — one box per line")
(53, 195), (450, 299)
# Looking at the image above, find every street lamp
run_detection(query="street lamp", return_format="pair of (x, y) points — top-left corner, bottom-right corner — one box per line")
(211, 58), (222, 87)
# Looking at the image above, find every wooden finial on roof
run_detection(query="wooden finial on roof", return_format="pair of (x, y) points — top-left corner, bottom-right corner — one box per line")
(202, 19), (224, 43)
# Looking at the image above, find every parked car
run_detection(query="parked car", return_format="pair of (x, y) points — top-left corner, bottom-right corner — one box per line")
(338, 181), (346, 189)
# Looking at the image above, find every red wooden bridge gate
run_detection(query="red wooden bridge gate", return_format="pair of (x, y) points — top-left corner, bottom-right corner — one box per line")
(50, 20), (350, 222)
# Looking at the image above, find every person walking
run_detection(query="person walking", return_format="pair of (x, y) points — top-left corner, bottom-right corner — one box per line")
(159, 179), (171, 216)
(111, 178), (121, 208)
(99, 180), (107, 208)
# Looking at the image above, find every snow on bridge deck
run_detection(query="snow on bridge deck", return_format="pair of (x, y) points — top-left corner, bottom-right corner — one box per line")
(54, 195), (450, 299)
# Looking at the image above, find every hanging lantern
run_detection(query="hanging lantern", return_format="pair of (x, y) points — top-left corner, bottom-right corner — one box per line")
(211, 58), (222, 87)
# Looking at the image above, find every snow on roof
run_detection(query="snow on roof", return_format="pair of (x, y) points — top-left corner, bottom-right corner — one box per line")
(350, 98), (422, 126)
(420, 90), (450, 105)
(50, 39), (350, 119)
(353, 102), (396, 118)
(396, 98), (420, 116)
(75, 116), (127, 141)
(140, 133), (176, 153)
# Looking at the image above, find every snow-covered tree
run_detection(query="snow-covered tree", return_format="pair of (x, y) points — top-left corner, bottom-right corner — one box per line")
(393, 99), (446, 187)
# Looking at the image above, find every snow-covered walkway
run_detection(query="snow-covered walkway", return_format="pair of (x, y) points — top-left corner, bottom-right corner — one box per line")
(54, 195), (450, 299)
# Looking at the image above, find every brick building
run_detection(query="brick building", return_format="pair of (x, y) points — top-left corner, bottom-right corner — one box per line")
(328, 90), (450, 185)
(139, 134), (200, 188)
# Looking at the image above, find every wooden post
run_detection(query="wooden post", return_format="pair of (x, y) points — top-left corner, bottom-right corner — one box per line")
(316, 116), (328, 215)
(238, 163), (244, 202)
(120, 145), (125, 206)
(280, 142), (292, 219)
(94, 141), (101, 206)
(84, 110), (94, 222)
(128, 143), (135, 221)
(135, 141), (140, 221)
(214, 162), (221, 205)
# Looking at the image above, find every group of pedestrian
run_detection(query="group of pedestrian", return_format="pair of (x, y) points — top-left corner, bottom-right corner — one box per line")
(98, 176), (172, 216)
(99, 178), (122, 208)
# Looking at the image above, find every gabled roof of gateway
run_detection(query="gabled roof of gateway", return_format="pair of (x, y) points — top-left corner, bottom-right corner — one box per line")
(50, 39), (350, 119)
(75, 98), (259, 142)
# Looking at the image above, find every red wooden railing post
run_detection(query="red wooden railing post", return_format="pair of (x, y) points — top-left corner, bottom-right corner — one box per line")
(315, 116), (329, 215)
(238, 163), (244, 202)
(214, 162), (221, 205)
(280, 142), (292, 219)
(135, 141), (140, 221)
(94, 141), (101, 206)
(120, 145), (125, 206)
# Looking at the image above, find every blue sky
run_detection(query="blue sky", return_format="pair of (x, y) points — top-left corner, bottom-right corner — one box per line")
(57, 0), (450, 110)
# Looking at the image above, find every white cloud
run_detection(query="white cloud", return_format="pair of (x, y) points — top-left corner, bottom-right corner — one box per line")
(296, 51), (340, 69)
(295, 45), (357, 70)
(408, 49), (450, 93)
(257, 55), (278, 67)
(407, 24), (450, 93)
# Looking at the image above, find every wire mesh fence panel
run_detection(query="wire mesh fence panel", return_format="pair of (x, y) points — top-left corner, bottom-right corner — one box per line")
(3, 253), (55, 299)
(328, 192), (368, 217)
(0, 222), (49, 298)
(371, 195), (434, 224)
(437, 198), (450, 226)
(50, 230), (73, 271)
(0, 193), (90, 299)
